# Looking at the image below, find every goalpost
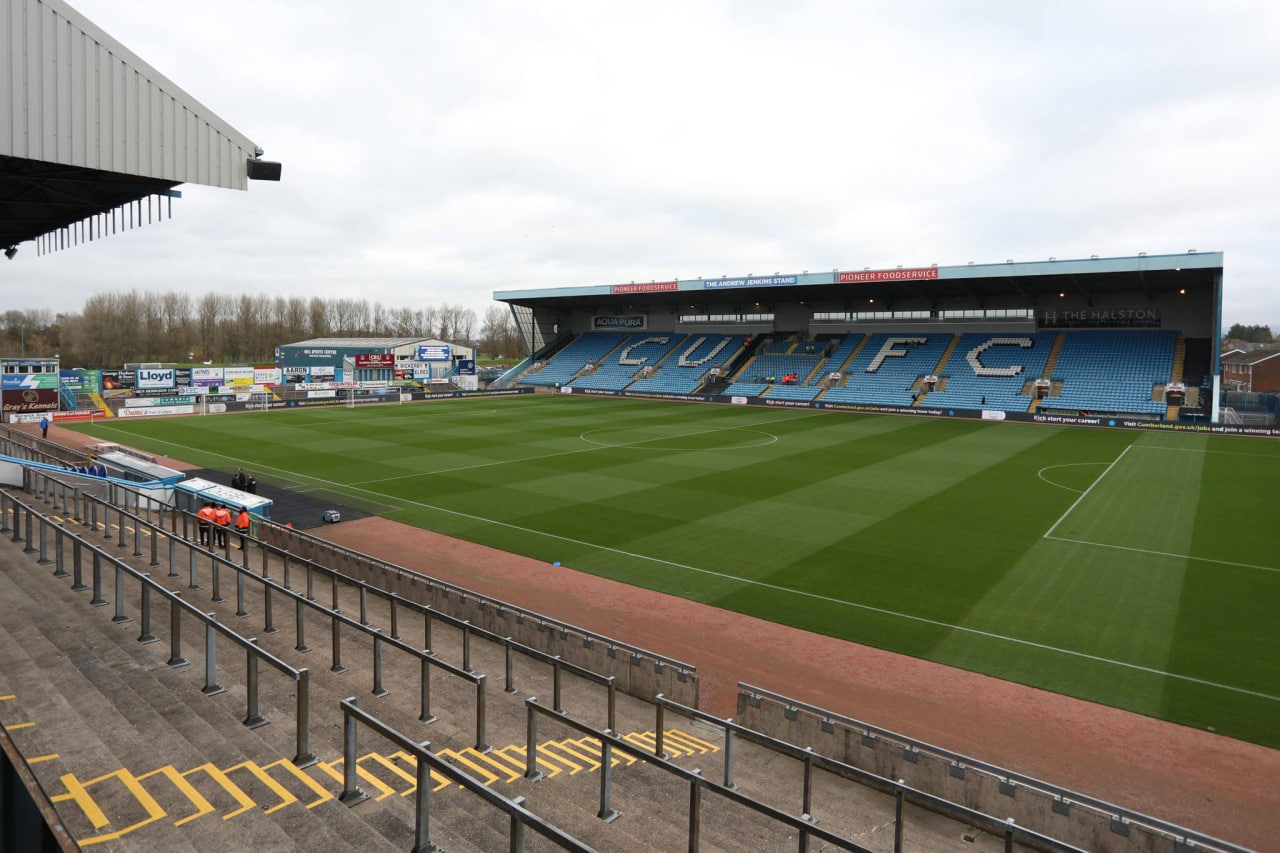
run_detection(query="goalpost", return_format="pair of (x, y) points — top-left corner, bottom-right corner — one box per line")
(346, 388), (356, 409)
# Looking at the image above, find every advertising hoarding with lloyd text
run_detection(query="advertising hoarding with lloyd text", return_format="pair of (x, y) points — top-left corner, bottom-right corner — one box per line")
(135, 368), (176, 390)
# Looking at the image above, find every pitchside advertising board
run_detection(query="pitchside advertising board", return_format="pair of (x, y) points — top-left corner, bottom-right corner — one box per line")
(593, 315), (646, 330)
(2, 372), (60, 416)
(418, 345), (451, 361)
(223, 366), (255, 387)
(135, 367), (176, 390)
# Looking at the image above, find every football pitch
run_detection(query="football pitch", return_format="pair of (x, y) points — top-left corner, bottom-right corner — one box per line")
(70, 395), (1280, 747)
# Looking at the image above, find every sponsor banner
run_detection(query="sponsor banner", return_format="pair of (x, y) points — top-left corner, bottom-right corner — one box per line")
(116, 404), (194, 418)
(282, 366), (308, 377)
(124, 398), (155, 407)
(311, 365), (336, 381)
(2, 388), (59, 413)
(11, 410), (97, 423)
(412, 365), (433, 378)
(457, 359), (476, 375)
(579, 388), (620, 396)
(703, 275), (798, 290)
(2, 372), (60, 390)
(400, 393), (413, 402)
(622, 392), (716, 403)
(1038, 306), (1161, 328)
(981, 409), (1007, 421)
(59, 369), (101, 392)
(223, 366), (255, 386)
(355, 353), (395, 368)
(177, 386), (207, 396)
(560, 386), (574, 394)
(176, 367), (192, 387)
(208, 403), (227, 413)
(761, 398), (813, 409)
(192, 367), (224, 386)
(731, 396), (749, 405)
(135, 368), (176, 390)
(102, 369), (136, 390)
(254, 368), (282, 385)
(307, 390), (337, 399)
(593, 315), (646, 330)
(611, 281), (677, 295)
(838, 267), (940, 284)
(297, 347), (338, 359)
(455, 375), (479, 391)
(418, 345), (452, 361)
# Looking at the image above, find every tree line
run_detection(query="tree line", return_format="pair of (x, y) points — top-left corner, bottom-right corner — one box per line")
(1, 293), (523, 367)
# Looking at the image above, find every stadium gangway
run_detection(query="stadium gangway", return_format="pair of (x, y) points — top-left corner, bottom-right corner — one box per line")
(652, 694), (1087, 853)
(0, 490), (316, 768)
(738, 682), (1253, 853)
(522, 697), (877, 853)
(339, 697), (595, 853)
(253, 514), (697, 679)
(156, 499), (622, 732)
(70, 490), (493, 753)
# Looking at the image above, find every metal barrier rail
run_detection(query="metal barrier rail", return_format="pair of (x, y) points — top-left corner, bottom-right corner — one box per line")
(0, 425), (90, 468)
(253, 513), (696, 677)
(339, 697), (595, 853)
(522, 698), (874, 853)
(738, 682), (1251, 853)
(654, 695), (1086, 853)
(158, 500), (619, 733)
(72, 492), (493, 753)
(1, 490), (316, 768)
(0, 720), (81, 852)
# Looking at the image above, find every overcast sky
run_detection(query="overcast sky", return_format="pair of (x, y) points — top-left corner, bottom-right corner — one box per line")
(10, 1), (1280, 329)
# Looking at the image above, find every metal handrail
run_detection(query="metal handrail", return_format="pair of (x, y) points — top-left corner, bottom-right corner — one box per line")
(158, 500), (618, 731)
(2, 491), (315, 767)
(255, 513), (696, 676)
(340, 697), (595, 853)
(522, 698), (874, 853)
(654, 695), (1086, 853)
(0, 425), (90, 466)
(738, 682), (1252, 853)
(74, 491), (491, 752)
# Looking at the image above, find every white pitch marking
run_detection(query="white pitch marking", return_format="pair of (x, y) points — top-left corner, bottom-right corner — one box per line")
(1128, 445), (1280, 460)
(1042, 444), (1133, 539)
(1045, 536), (1280, 576)
(79, 423), (1280, 703)
(1035, 462), (1107, 493)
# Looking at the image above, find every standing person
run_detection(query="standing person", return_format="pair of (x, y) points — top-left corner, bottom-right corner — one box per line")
(213, 504), (231, 548)
(197, 502), (216, 546)
(245, 475), (257, 495)
(231, 468), (246, 490)
(39, 415), (49, 439)
(234, 507), (251, 548)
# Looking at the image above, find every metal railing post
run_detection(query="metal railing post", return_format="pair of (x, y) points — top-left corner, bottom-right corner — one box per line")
(294, 670), (316, 767)
(598, 740), (619, 822)
(282, 551), (291, 590)
(23, 505), (35, 553)
(413, 741), (434, 853)
(552, 656), (562, 713)
(372, 635), (388, 697)
(37, 514), (50, 563)
(306, 564), (315, 601)
(295, 599), (309, 652)
(89, 551), (107, 606)
(188, 543), (199, 590)
(424, 608), (433, 651)
(688, 772), (702, 852)
(723, 721), (737, 790)
(149, 525), (158, 568)
(53, 526), (68, 577)
(800, 747), (814, 852)
(389, 597), (398, 640)
(656, 702), (666, 758)
(504, 642), (516, 694)
(359, 586), (368, 626)
(132, 515), (142, 557)
(331, 573), (340, 613)
(263, 584), (276, 634)
(244, 642), (267, 728)
(419, 657), (436, 723)
(338, 702), (369, 806)
(138, 581), (158, 644)
(211, 558), (224, 603)
(111, 564), (131, 624)
(167, 536), (178, 578)
(236, 571), (247, 617)
(607, 678), (617, 734)
(894, 786), (905, 853)
(331, 615), (346, 673)
(523, 703), (543, 781)
(71, 538), (87, 591)
(475, 674), (489, 753)
(463, 622), (472, 672)
(203, 615), (225, 695)
(167, 598), (189, 667)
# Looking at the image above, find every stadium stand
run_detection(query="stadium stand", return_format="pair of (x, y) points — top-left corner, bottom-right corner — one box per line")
(820, 333), (954, 407)
(1044, 330), (1177, 416)
(518, 331), (626, 386)
(569, 334), (686, 391)
(627, 334), (740, 394)
(922, 331), (1057, 412)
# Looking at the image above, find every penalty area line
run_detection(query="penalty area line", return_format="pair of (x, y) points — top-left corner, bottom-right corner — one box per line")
(1044, 535), (1280, 576)
(79, 423), (1280, 704)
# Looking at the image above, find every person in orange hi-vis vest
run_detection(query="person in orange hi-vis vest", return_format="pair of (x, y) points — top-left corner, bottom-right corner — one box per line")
(213, 504), (231, 548)
(196, 502), (217, 547)
(234, 507), (251, 548)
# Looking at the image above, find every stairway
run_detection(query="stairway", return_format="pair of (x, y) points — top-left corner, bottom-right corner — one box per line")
(1040, 333), (1065, 379)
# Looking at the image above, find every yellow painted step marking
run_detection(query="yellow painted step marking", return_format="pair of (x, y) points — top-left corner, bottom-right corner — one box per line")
(550, 740), (600, 772)
(538, 742), (586, 775)
(622, 732), (659, 754)
(226, 761), (298, 815)
(182, 763), (257, 820)
(316, 754), (397, 801)
(484, 746), (529, 779)
(27, 753), (59, 764)
(503, 745), (561, 779)
(365, 752), (417, 793)
(577, 737), (636, 767)
(435, 748), (499, 787)
(51, 772), (110, 829)
(0, 694), (15, 701)
(464, 747), (522, 783)
(664, 729), (718, 755)
(388, 751), (452, 792)
(135, 765), (215, 827)
(74, 770), (168, 847)
(5, 721), (35, 730)
(261, 758), (333, 809)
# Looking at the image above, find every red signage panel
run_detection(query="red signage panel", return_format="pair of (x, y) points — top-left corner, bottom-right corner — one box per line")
(2, 388), (59, 414)
(611, 281), (678, 294)
(355, 353), (395, 368)
(838, 268), (940, 284)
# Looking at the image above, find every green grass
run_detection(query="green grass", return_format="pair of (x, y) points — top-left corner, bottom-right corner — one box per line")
(69, 395), (1280, 747)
